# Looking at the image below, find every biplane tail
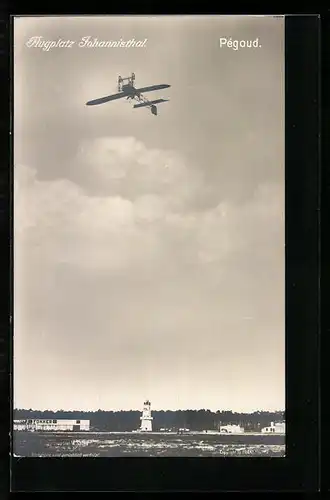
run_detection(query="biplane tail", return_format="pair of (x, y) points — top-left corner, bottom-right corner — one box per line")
(133, 98), (169, 109)
(133, 98), (169, 115)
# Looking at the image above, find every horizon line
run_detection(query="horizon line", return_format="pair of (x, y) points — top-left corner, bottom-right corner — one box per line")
(14, 407), (285, 413)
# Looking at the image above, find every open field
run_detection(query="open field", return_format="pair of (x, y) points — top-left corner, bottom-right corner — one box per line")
(14, 431), (285, 457)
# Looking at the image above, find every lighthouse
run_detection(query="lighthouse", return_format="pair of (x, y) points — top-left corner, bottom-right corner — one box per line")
(140, 399), (153, 432)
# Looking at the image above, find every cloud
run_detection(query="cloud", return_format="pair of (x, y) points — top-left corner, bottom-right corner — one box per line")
(14, 136), (285, 411)
(14, 137), (284, 278)
(75, 136), (203, 207)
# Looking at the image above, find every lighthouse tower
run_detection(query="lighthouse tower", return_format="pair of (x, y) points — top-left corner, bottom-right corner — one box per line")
(140, 399), (153, 432)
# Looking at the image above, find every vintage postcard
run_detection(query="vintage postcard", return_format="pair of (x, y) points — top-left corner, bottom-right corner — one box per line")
(13, 15), (285, 457)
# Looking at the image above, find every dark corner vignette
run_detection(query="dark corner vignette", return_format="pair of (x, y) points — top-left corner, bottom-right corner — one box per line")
(9, 14), (320, 493)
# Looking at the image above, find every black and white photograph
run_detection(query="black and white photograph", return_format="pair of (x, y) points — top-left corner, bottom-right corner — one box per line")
(13, 15), (285, 457)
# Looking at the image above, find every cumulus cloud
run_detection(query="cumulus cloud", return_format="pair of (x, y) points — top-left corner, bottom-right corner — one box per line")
(75, 136), (203, 208)
(14, 137), (283, 277)
(14, 136), (285, 412)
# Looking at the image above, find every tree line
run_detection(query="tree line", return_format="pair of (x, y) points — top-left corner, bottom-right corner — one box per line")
(14, 409), (285, 432)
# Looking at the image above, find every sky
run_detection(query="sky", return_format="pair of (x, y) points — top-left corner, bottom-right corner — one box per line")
(13, 15), (285, 412)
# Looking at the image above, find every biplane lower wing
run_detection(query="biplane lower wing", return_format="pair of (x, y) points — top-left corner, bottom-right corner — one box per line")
(86, 93), (124, 106)
(133, 98), (169, 109)
(135, 84), (171, 94)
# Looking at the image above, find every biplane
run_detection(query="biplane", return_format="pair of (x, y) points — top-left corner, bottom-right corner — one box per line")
(86, 73), (170, 116)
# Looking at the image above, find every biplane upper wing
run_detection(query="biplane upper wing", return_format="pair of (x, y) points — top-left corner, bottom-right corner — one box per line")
(86, 92), (125, 106)
(135, 84), (171, 94)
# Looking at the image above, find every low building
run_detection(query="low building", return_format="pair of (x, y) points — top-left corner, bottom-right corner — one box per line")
(261, 421), (285, 434)
(13, 419), (27, 431)
(13, 418), (90, 432)
(219, 424), (244, 434)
